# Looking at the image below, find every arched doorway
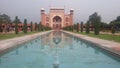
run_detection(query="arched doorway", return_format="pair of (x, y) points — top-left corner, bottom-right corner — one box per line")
(53, 16), (62, 29)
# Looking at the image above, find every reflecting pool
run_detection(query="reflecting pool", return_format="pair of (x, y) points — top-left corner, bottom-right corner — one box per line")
(0, 30), (120, 68)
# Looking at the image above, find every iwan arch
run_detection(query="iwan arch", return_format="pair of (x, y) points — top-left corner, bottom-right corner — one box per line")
(41, 7), (74, 29)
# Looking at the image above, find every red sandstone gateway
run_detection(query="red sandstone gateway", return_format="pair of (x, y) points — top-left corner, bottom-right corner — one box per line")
(41, 7), (74, 29)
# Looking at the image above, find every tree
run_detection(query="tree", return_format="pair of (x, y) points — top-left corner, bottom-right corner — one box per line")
(30, 21), (33, 32)
(0, 18), (3, 32)
(111, 23), (115, 35)
(89, 12), (101, 35)
(35, 22), (37, 31)
(0, 14), (11, 32)
(15, 16), (18, 34)
(38, 23), (40, 31)
(86, 21), (90, 34)
(81, 21), (83, 32)
(71, 25), (73, 31)
(23, 19), (27, 33)
(116, 16), (120, 21)
(73, 24), (77, 31)
(0, 17), (3, 24)
(39, 22), (42, 31)
(0, 14), (11, 23)
(76, 23), (80, 32)
(13, 18), (21, 23)
(110, 16), (120, 32)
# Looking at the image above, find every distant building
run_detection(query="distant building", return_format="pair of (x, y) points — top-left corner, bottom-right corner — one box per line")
(0, 23), (35, 32)
(41, 7), (74, 29)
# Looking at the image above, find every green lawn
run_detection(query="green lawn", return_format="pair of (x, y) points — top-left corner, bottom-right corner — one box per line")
(74, 31), (120, 43)
(0, 31), (40, 40)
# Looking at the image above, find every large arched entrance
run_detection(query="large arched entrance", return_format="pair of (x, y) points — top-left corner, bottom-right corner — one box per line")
(53, 16), (62, 29)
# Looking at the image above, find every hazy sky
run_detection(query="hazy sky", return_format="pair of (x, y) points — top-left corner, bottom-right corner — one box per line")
(0, 0), (120, 23)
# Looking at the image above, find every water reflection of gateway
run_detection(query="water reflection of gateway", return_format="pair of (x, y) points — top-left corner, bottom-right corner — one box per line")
(44, 31), (73, 68)
(40, 31), (73, 48)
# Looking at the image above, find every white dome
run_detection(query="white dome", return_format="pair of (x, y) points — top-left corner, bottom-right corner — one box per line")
(70, 8), (74, 11)
(41, 8), (45, 10)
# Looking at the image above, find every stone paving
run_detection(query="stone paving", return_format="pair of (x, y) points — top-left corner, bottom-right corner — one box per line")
(62, 30), (120, 56)
(0, 30), (52, 54)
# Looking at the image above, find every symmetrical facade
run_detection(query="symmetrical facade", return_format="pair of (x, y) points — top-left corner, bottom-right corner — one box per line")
(41, 7), (74, 29)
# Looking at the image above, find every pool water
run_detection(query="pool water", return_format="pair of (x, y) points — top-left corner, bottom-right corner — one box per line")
(0, 31), (120, 68)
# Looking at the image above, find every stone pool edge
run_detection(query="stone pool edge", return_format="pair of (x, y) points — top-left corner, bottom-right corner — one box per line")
(62, 30), (120, 58)
(0, 30), (53, 55)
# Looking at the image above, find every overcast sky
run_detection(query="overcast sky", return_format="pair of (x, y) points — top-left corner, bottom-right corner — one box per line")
(0, 0), (120, 23)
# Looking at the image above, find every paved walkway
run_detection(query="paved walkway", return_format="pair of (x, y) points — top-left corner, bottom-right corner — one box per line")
(63, 30), (120, 56)
(0, 30), (52, 54)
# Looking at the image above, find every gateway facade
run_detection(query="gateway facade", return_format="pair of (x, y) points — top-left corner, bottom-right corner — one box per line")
(41, 7), (74, 29)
